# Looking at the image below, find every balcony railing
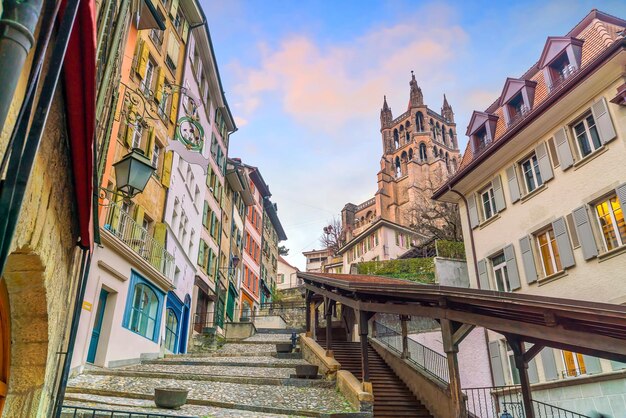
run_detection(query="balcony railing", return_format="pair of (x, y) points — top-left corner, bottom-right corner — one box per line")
(506, 105), (531, 128)
(548, 64), (579, 93)
(373, 321), (449, 384)
(463, 386), (592, 418)
(102, 201), (175, 281)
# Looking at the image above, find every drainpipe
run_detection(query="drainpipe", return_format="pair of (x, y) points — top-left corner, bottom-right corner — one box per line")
(0, 0), (43, 132)
(447, 187), (479, 284)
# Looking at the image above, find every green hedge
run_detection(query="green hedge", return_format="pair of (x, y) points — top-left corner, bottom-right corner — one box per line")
(357, 258), (435, 284)
(435, 240), (465, 260)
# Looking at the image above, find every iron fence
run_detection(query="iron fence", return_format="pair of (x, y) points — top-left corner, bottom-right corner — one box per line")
(60, 405), (194, 418)
(463, 386), (592, 418)
(373, 321), (449, 384)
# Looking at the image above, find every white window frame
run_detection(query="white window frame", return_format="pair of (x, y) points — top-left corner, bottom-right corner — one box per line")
(480, 186), (496, 221)
(535, 228), (561, 277)
(491, 253), (511, 292)
(520, 153), (542, 193)
(151, 142), (161, 170)
(143, 58), (156, 96)
(594, 195), (626, 251)
(572, 113), (601, 159)
(131, 123), (143, 149)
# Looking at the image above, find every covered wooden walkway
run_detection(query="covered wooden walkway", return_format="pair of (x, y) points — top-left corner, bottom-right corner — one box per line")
(298, 272), (626, 418)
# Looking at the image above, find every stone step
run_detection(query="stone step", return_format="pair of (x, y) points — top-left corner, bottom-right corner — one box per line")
(144, 357), (306, 368)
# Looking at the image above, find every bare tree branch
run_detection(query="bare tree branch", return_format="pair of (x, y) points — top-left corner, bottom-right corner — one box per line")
(319, 217), (344, 255)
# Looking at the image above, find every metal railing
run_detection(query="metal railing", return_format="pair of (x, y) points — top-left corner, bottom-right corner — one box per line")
(259, 301), (306, 311)
(373, 321), (449, 384)
(463, 386), (592, 418)
(60, 405), (194, 417)
(102, 202), (175, 281)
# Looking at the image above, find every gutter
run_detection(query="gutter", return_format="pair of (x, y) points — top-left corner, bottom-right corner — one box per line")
(433, 37), (626, 201)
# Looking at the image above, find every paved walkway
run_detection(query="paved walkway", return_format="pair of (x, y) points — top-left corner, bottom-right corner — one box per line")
(66, 332), (355, 417)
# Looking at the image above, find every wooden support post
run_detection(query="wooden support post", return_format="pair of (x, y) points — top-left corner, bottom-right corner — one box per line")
(441, 319), (467, 418)
(305, 290), (312, 337)
(400, 315), (410, 359)
(508, 337), (536, 418)
(359, 310), (371, 386)
(325, 297), (334, 357)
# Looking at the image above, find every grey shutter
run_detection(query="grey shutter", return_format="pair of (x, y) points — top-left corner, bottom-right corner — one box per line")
(590, 97), (616, 144)
(488, 341), (506, 386)
(616, 183), (626, 208)
(506, 166), (520, 203)
(582, 355), (602, 374)
(541, 348), (558, 381)
(468, 194), (479, 229)
(477, 259), (490, 290)
(535, 142), (554, 183)
(573, 206), (598, 260)
(503, 244), (521, 291)
(525, 343), (539, 384)
(552, 217), (575, 269)
(492, 175), (506, 212)
(554, 127), (574, 170)
(519, 236), (538, 284)
(610, 360), (626, 371)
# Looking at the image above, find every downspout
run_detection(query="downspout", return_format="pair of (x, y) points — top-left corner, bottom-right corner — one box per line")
(446, 187), (479, 284)
(0, 0), (43, 132)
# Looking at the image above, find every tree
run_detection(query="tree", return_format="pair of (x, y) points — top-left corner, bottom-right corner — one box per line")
(278, 245), (289, 256)
(403, 173), (463, 242)
(319, 217), (343, 255)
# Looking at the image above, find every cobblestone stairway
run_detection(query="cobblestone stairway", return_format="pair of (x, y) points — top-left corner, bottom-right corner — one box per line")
(64, 331), (356, 417)
(319, 340), (433, 418)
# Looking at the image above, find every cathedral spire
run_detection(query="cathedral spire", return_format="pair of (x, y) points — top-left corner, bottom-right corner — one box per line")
(380, 95), (392, 128)
(442, 94), (454, 123)
(409, 71), (423, 108)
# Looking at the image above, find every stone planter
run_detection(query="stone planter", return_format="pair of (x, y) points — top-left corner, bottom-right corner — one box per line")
(276, 343), (293, 353)
(295, 364), (319, 379)
(154, 387), (188, 409)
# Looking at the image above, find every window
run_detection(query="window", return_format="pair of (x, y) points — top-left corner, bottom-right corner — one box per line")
(594, 195), (626, 251)
(480, 187), (496, 220)
(151, 143), (161, 175)
(142, 58), (156, 96)
(505, 342), (521, 385)
(475, 127), (490, 151)
(491, 253), (511, 292)
(277, 274), (284, 284)
(573, 114), (601, 158)
(561, 350), (586, 378)
(164, 308), (179, 352)
(520, 154), (542, 193)
(131, 123), (143, 149)
(535, 228), (562, 276)
(125, 280), (161, 341)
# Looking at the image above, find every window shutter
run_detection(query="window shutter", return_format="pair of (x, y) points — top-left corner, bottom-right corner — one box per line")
(488, 341), (506, 386)
(541, 348), (558, 381)
(169, 91), (179, 124)
(492, 175), (506, 212)
(467, 194), (479, 229)
(551, 217), (575, 269)
(182, 20), (189, 42)
(161, 151), (173, 187)
(616, 183), (626, 208)
(198, 240), (205, 267)
(535, 142), (553, 182)
(565, 213), (580, 248)
(524, 343), (539, 384)
(133, 205), (145, 225)
(582, 355), (602, 374)
(477, 259), (490, 290)
(155, 69), (165, 103)
(170, 0), (179, 17)
(610, 360), (626, 371)
(519, 236), (537, 284)
(137, 40), (149, 78)
(506, 165), (520, 203)
(590, 97), (616, 144)
(147, 127), (155, 161)
(154, 222), (166, 246)
(124, 123), (134, 148)
(503, 244), (521, 290)
(554, 128), (573, 170)
(547, 137), (560, 168)
(572, 206), (598, 260)
(202, 201), (208, 228)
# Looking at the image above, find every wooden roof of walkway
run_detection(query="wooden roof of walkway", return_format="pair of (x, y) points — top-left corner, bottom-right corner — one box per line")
(298, 272), (626, 363)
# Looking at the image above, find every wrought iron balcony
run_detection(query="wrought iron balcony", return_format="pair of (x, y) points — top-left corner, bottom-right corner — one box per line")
(102, 201), (175, 281)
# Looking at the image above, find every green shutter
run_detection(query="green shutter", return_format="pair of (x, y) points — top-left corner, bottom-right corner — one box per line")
(198, 240), (205, 267)
(202, 201), (209, 228)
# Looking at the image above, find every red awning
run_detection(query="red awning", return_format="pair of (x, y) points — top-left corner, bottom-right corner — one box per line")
(63, 0), (96, 250)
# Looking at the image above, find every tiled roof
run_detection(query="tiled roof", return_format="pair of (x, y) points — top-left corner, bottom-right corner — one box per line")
(454, 10), (625, 173)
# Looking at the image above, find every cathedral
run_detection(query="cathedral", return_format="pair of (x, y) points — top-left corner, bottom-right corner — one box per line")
(340, 73), (462, 244)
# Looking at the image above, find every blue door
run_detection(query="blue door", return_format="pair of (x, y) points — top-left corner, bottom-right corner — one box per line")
(87, 289), (108, 363)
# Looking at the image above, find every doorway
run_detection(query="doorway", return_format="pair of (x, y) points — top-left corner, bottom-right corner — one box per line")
(87, 289), (109, 363)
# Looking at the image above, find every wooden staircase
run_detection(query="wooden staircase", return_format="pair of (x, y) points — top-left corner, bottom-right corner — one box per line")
(319, 338), (433, 417)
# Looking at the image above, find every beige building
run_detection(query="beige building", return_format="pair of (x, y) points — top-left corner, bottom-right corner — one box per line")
(302, 248), (331, 272)
(434, 10), (626, 414)
(277, 256), (300, 290)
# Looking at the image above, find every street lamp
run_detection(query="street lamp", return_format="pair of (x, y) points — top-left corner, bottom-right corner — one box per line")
(113, 148), (155, 199)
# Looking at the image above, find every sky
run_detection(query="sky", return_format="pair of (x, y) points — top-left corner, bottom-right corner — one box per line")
(200, 0), (626, 270)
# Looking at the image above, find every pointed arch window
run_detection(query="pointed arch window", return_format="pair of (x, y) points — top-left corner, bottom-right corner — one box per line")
(416, 112), (424, 132)
(393, 129), (399, 149)
(395, 156), (401, 178)
(419, 143), (427, 162)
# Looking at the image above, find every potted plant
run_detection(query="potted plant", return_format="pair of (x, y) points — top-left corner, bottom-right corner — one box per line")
(154, 387), (189, 409)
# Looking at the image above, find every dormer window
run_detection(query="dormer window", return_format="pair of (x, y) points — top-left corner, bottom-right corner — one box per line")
(466, 111), (498, 155)
(538, 37), (583, 92)
(499, 78), (536, 127)
(475, 127), (490, 152)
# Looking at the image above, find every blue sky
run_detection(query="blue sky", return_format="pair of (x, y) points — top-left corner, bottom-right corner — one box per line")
(200, 0), (626, 270)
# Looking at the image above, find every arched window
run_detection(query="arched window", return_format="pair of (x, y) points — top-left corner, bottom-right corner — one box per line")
(408, 148), (414, 161)
(435, 122), (440, 140)
(452, 158), (457, 172)
(405, 131), (410, 144)
(442, 126), (447, 145)
(419, 143), (427, 161)
(445, 152), (450, 172)
(433, 146), (438, 159)
(416, 112), (424, 132)
(128, 283), (159, 340)
(395, 156), (401, 177)
(393, 129), (399, 149)
(164, 308), (179, 352)
(429, 118), (434, 132)
(449, 128), (455, 147)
